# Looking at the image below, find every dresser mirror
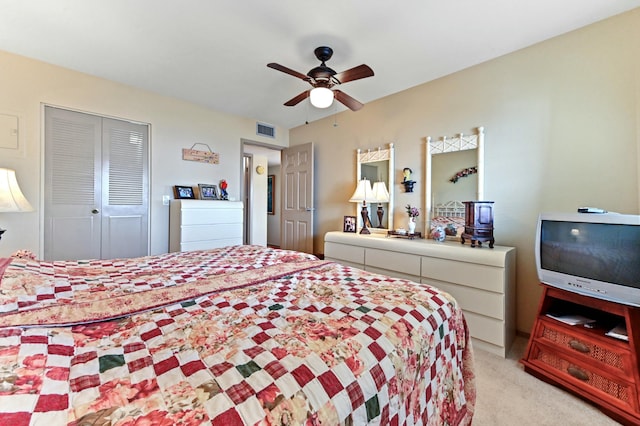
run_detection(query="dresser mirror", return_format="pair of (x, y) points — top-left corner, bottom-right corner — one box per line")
(355, 143), (394, 233)
(425, 127), (484, 238)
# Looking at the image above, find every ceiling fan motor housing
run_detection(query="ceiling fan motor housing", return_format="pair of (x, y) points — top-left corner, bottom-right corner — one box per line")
(308, 46), (336, 82)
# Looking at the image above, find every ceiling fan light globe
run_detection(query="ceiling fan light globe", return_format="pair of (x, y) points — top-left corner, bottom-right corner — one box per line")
(310, 87), (334, 108)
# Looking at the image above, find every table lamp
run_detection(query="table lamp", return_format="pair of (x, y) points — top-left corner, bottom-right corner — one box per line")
(0, 168), (33, 240)
(371, 181), (390, 228)
(349, 179), (374, 234)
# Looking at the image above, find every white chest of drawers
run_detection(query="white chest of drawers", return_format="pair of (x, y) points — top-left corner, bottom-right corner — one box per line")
(170, 200), (243, 252)
(324, 231), (516, 357)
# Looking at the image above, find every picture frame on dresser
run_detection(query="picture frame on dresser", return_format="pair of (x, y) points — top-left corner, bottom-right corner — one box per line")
(174, 185), (195, 199)
(198, 183), (219, 200)
(343, 216), (357, 233)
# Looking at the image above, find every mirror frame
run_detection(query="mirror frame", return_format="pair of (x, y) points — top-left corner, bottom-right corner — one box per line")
(356, 143), (394, 233)
(425, 127), (484, 232)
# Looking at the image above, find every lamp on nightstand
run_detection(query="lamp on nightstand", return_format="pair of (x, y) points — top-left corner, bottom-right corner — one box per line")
(371, 181), (390, 228)
(349, 179), (374, 234)
(0, 168), (33, 241)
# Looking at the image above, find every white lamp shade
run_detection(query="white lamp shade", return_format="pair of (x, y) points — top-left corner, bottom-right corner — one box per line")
(372, 181), (390, 203)
(0, 168), (33, 212)
(310, 87), (334, 109)
(349, 179), (374, 202)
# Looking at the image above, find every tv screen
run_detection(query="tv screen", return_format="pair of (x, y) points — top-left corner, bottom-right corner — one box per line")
(540, 219), (640, 289)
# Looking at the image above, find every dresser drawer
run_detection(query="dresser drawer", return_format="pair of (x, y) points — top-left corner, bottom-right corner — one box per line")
(324, 242), (365, 265)
(535, 318), (632, 376)
(528, 341), (638, 412)
(421, 257), (504, 293)
(427, 280), (504, 320)
(366, 248), (421, 277)
(180, 224), (242, 243)
(366, 265), (420, 282)
(325, 258), (364, 270)
(462, 311), (505, 347)
(181, 238), (242, 252)
(181, 208), (242, 225)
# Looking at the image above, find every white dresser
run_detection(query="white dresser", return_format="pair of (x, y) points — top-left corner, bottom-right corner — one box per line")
(324, 231), (516, 357)
(169, 200), (243, 252)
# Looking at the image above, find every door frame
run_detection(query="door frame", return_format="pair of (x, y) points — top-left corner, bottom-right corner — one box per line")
(40, 103), (152, 258)
(242, 153), (253, 244)
(241, 139), (283, 247)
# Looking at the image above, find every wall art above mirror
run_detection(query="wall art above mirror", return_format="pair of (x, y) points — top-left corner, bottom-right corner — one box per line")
(355, 143), (394, 233)
(425, 127), (484, 239)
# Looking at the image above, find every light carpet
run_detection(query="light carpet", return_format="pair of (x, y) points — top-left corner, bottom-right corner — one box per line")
(472, 337), (622, 425)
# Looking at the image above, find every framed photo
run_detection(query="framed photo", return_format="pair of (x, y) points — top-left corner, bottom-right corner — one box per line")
(267, 175), (275, 215)
(198, 183), (219, 200)
(343, 215), (357, 233)
(174, 185), (195, 199)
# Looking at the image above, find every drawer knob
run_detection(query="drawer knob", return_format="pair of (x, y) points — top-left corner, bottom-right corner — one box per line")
(568, 339), (590, 353)
(567, 366), (589, 381)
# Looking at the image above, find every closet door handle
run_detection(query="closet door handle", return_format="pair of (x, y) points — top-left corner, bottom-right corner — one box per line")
(91, 209), (100, 214)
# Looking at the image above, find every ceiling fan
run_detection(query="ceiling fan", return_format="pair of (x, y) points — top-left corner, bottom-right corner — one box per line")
(267, 46), (374, 111)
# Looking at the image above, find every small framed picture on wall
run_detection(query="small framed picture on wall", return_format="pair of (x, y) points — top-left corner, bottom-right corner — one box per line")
(343, 215), (357, 233)
(267, 175), (275, 215)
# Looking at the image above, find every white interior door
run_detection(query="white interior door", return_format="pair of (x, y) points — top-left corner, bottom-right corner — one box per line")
(44, 107), (149, 261)
(281, 142), (314, 254)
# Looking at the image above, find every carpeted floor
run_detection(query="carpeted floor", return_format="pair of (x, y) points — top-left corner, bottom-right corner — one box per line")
(472, 337), (622, 425)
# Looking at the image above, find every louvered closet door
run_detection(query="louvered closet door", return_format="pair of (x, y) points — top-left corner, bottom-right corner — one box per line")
(44, 107), (149, 261)
(100, 117), (149, 259)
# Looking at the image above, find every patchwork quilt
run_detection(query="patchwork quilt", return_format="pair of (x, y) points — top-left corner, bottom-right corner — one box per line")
(0, 245), (475, 425)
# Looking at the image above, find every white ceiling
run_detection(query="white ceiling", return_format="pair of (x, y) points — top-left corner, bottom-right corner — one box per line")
(1, 1), (639, 130)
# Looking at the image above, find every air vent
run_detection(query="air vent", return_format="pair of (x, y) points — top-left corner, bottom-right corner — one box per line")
(256, 122), (275, 138)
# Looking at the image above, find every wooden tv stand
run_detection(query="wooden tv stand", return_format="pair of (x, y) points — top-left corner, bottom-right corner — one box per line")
(521, 285), (640, 425)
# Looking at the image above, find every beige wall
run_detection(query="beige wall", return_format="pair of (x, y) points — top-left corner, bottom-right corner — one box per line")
(289, 9), (640, 334)
(0, 51), (288, 257)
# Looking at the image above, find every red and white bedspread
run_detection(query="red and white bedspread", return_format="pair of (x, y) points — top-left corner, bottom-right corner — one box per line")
(0, 245), (475, 425)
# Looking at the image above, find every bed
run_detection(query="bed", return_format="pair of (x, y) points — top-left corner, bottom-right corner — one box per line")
(0, 245), (475, 425)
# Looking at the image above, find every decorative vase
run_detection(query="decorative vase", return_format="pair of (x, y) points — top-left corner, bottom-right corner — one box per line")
(408, 217), (416, 234)
(432, 225), (446, 242)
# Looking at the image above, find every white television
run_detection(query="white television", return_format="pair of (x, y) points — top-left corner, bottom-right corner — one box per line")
(535, 212), (640, 307)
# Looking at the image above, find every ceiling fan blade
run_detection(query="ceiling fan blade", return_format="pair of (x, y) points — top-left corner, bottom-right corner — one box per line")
(334, 90), (364, 111)
(284, 90), (310, 106)
(267, 63), (309, 81)
(333, 64), (374, 84)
